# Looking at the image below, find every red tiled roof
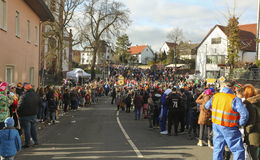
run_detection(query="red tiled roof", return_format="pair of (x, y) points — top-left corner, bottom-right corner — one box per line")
(239, 24), (257, 52)
(198, 24), (257, 52)
(128, 45), (148, 55)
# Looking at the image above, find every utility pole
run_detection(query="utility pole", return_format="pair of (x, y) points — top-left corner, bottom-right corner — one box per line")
(257, 0), (260, 60)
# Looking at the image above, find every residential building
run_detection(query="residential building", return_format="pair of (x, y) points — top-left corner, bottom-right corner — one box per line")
(128, 45), (154, 64)
(72, 50), (81, 65)
(160, 41), (197, 60)
(160, 42), (177, 55)
(196, 24), (257, 79)
(62, 29), (73, 72)
(0, 0), (53, 87)
(40, 0), (73, 84)
(80, 49), (92, 65)
(80, 41), (113, 65)
(178, 42), (198, 60)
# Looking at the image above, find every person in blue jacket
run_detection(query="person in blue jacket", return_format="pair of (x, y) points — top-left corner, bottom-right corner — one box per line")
(205, 81), (249, 160)
(0, 117), (21, 160)
(159, 89), (172, 135)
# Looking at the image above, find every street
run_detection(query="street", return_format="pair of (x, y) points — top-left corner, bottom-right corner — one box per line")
(16, 97), (212, 160)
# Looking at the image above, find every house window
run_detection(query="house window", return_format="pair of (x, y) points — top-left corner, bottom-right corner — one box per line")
(218, 55), (225, 64)
(15, 11), (20, 37)
(5, 66), (14, 84)
(81, 58), (85, 64)
(29, 67), (34, 84)
(211, 37), (221, 44)
(27, 20), (31, 42)
(35, 26), (38, 44)
(0, 0), (7, 30)
(206, 55), (225, 64)
(206, 71), (220, 79)
(207, 55), (218, 64)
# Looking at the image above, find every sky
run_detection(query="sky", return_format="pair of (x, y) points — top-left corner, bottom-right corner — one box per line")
(117, 0), (258, 52)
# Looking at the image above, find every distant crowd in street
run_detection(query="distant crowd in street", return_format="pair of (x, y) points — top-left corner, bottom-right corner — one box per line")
(0, 66), (259, 160)
(108, 66), (259, 160)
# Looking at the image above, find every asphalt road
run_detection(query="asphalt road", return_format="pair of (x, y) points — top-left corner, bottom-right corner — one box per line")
(16, 97), (212, 160)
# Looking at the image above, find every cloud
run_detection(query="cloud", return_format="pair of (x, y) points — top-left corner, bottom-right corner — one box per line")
(118, 0), (258, 51)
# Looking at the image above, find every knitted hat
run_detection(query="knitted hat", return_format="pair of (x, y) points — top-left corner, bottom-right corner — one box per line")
(24, 83), (32, 90)
(204, 89), (213, 95)
(209, 87), (215, 93)
(4, 117), (15, 127)
(0, 82), (8, 92)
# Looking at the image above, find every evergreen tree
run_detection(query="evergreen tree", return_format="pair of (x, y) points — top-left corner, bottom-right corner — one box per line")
(227, 16), (240, 74)
(114, 34), (132, 64)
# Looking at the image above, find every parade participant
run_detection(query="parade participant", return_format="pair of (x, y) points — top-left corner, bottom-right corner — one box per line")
(178, 88), (186, 133)
(205, 81), (249, 160)
(17, 83), (40, 148)
(9, 84), (21, 132)
(147, 92), (155, 128)
(15, 83), (23, 98)
(0, 82), (13, 130)
(47, 89), (58, 124)
(159, 88), (172, 135)
(196, 89), (213, 147)
(62, 88), (70, 112)
(36, 87), (46, 122)
(124, 93), (132, 113)
(8, 84), (18, 117)
(0, 117), (21, 160)
(143, 91), (149, 118)
(133, 91), (143, 120)
(152, 92), (161, 129)
(70, 88), (79, 110)
(111, 88), (116, 104)
(166, 88), (182, 136)
(104, 83), (110, 96)
(243, 84), (260, 160)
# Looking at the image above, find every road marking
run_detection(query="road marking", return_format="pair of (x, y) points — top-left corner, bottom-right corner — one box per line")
(116, 111), (144, 158)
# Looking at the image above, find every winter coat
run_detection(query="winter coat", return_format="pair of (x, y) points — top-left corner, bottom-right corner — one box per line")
(196, 94), (212, 125)
(62, 92), (70, 105)
(48, 98), (58, 112)
(124, 95), (132, 106)
(0, 93), (13, 122)
(17, 89), (40, 117)
(166, 92), (182, 112)
(134, 95), (143, 109)
(244, 94), (260, 147)
(0, 128), (21, 157)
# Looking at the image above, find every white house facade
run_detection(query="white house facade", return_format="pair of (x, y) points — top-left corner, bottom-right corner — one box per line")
(80, 51), (91, 65)
(80, 45), (113, 65)
(196, 24), (257, 79)
(160, 42), (176, 55)
(128, 45), (154, 64)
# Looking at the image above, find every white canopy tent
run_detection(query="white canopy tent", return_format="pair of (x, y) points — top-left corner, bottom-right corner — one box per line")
(66, 68), (91, 83)
(166, 64), (189, 68)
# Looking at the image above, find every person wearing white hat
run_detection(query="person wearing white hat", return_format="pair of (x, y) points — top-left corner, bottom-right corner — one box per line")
(159, 88), (172, 135)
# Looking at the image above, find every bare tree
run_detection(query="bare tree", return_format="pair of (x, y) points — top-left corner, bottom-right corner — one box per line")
(77, 0), (130, 79)
(42, 0), (83, 76)
(167, 28), (184, 67)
